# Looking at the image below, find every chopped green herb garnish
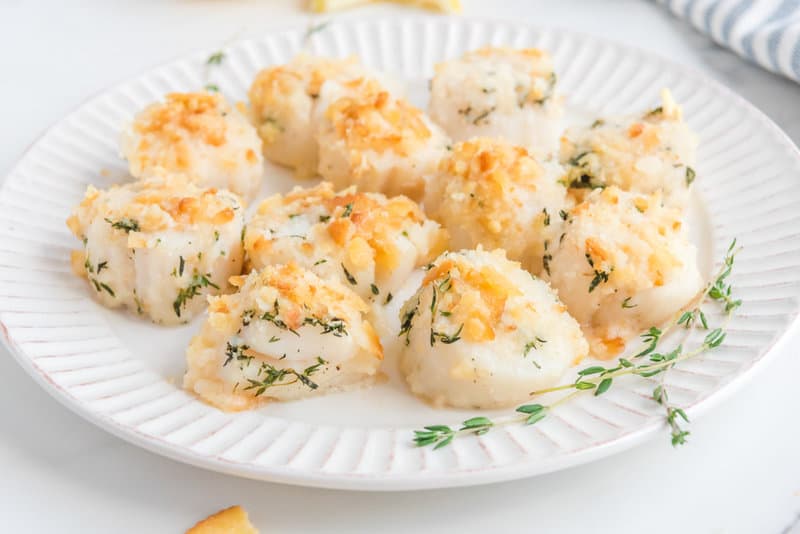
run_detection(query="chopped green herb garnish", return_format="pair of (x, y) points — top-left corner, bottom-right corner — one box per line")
(260, 300), (299, 336)
(523, 337), (546, 368)
(173, 272), (219, 317)
(472, 106), (496, 125)
(206, 51), (225, 65)
(586, 253), (612, 293)
(341, 264), (357, 285)
(104, 217), (140, 233)
(685, 166), (696, 186)
(302, 315), (348, 337)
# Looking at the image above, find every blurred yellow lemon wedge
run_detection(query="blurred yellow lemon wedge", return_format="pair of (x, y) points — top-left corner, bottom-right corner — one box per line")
(309, 0), (462, 13)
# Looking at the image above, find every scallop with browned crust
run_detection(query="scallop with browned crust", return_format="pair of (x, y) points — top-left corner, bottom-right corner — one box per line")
(121, 92), (263, 201)
(314, 77), (450, 201)
(66, 175), (245, 325)
(429, 47), (563, 156)
(184, 263), (383, 411)
(560, 89), (698, 208)
(244, 182), (448, 303)
(545, 186), (703, 358)
(248, 54), (369, 178)
(399, 248), (588, 409)
(424, 137), (569, 274)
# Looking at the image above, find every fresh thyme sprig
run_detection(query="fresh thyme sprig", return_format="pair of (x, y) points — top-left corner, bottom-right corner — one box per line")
(413, 396), (573, 449)
(413, 239), (742, 450)
(653, 382), (690, 445)
(531, 240), (740, 397)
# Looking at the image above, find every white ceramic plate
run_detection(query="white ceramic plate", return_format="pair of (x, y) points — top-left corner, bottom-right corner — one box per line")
(2, 17), (799, 491)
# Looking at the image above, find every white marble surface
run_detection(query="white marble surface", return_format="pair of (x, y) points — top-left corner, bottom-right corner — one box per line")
(1, 0), (799, 532)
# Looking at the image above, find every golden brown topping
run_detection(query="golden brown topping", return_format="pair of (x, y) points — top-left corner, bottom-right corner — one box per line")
(439, 138), (542, 186)
(324, 78), (433, 156)
(251, 183), (443, 273)
(134, 187), (236, 228)
(585, 237), (610, 265)
(424, 256), (522, 342)
(259, 262), (370, 316)
(627, 123), (643, 138)
(436, 138), (546, 237)
(69, 250), (87, 278)
(67, 177), (241, 237)
(134, 92), (228, 146)
(249, 55), (360, 106)
(573, 187), (685, 289)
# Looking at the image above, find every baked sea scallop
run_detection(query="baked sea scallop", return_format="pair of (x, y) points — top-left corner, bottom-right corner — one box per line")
(66, 175), (245, 325)
(398, 248), (588, 409)
(248, 54), (369, 178)
(424, 137), (569, 274)
(244, 182), (448, 303)
(560, 89), (698, 208)
(546, 187), (703, 358)
(314, 77), (450, 201)
(184, 263), (383, 411)
(429, 47), (563, 156)
(120, 91), (264, 201)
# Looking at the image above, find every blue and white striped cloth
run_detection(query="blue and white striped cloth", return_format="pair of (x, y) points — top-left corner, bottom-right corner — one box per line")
(658, 0), (800, 83)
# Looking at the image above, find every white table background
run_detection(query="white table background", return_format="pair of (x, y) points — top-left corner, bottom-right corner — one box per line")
(1, 1), (799, 532)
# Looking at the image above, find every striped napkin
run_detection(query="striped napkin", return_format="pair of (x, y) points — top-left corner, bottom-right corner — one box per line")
(658, 0), (800, 83)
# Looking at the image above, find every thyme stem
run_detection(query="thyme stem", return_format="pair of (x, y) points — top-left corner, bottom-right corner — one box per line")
(414, 240), (741, 450)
